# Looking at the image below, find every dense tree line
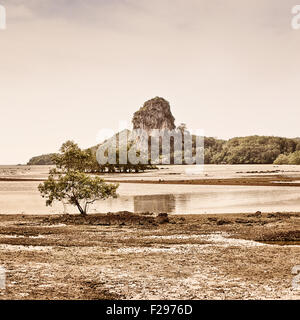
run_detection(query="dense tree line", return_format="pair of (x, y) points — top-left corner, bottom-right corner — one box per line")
(274, 151), (300, 165)
(28, 136), (300, 166)
(203, 136), (300, 164)
(30, 141), (155, 173)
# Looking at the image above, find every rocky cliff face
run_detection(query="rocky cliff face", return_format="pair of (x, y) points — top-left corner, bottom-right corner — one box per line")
(27, 97), (176, 165)
(132, 97), (176, 133)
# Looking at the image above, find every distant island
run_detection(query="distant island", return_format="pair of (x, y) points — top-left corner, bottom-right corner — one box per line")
(27, 97), (300, 166)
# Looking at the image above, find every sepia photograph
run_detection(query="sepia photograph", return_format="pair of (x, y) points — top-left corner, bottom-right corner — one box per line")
(0, 0), (299, 309)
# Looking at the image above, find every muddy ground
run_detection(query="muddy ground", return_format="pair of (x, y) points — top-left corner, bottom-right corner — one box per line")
(2, 173), (300, 187)
(0, 212), (299, 300)
(107, 174), (300, 187)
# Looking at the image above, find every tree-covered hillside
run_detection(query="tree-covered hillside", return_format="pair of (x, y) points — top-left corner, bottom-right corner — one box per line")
(204, 136), (300, 164)
(27, 136), (300, 166)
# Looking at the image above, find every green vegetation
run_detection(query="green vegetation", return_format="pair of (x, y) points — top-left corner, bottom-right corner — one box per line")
(203, 136), (300, 164)
(274, 151), (300, 165)
(29, 136), (300, 166)
(30, 140), (155, 173)
(38, 141), (119, 215)
(27, 153), (56, 165)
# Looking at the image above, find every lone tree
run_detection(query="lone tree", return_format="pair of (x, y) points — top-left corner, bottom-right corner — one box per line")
(38, 141), (119, 215)
(52, 140), (92, 172)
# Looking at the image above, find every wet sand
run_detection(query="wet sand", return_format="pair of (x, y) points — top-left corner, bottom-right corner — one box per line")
(2, 165), (300, 188)
(2, 173), (300, 187)
(0, 212), (299, 300)
(107, 175), (300, 187)
(0, 165), (299, 299)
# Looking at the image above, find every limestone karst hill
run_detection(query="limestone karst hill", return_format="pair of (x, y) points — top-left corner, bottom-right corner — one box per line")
(132, 97), (175, 133)
(27, 97), (300, 165)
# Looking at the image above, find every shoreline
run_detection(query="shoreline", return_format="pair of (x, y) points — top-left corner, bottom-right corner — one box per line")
(2, 175), (300, 187)
(106, 175), (300, 187)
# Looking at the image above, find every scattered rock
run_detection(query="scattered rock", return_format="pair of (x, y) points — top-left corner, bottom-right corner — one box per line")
(156, 213), (169, 224)
(267, 212), (291, 219)
(143, 212), (154, 216)
(235, 218), (251, 224)
(44, 212), (157, 226)
(257, 230), (300, 242)
(216, 219), (231, 225)
(247, 211), (262, 218)
(207, 217), (217, 222)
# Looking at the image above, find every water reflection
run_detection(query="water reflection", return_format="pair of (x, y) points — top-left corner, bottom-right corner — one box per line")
(2, 181), (300, 215)
(134, 194), (176, 213)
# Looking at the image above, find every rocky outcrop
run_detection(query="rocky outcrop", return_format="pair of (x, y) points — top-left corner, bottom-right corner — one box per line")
(27, 154), (56, 165)
(132, 97), (176, 133)
(27, 97), (176, 165)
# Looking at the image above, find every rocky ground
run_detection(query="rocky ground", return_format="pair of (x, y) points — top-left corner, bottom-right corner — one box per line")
(0, 212), (299, 300)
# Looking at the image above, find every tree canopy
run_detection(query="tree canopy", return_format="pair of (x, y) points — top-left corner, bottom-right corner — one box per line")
(30, 136), (300, 166)
(38, 141), (119, 215)
(39, 170), (118, 215)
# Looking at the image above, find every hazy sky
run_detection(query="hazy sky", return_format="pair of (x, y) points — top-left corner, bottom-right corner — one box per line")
(0, 0), (300, 164)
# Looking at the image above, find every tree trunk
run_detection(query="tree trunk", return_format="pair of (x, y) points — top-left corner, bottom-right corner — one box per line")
(74, 199), (86, 216)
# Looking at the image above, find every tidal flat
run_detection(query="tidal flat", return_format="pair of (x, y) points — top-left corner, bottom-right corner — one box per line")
(0, 212), (299, 300)
(2, 165), (300, 214)
(0, 164), (299, 299)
